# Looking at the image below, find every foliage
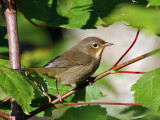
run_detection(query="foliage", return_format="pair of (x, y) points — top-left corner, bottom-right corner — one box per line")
(131, 68), (160, 111)
(55, 105), (108, 120)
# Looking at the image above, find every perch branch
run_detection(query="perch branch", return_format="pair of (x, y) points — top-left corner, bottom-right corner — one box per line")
(0, 112), (11, 120)
(115, 71), (145, 74)
(26, 48), (160, 119)
(56, 102), (141, 108)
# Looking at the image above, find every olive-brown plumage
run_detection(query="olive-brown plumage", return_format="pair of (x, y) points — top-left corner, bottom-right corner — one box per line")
(21, 37), (113, 87)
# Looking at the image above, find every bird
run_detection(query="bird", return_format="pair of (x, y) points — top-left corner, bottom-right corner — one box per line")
(19, 37), (113, 101)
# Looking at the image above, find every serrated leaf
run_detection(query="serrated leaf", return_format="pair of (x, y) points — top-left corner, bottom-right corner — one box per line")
(72, 86), (105, 102)
(103, 4), (160, 34)
(86, 86), (105, 101)
(0, 67), (38, 113)
(120, 106), (148, 117)
(93, 0), (147, 26)
(19, 0), (103, 28)
(55, 105), (107, 120)
(29, 97), (55, 117)
(131, 68), (160, 111)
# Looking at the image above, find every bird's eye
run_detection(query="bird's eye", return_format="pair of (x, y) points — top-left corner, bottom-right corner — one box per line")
(92, 43), (98, 48)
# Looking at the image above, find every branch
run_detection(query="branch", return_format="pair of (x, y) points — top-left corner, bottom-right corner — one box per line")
(0, 96), (12, 105)
(4, 0), (26, 119)
(112, 29), (140, 67)
(56, 102), (141, 108)
(26, 48), (160, 119)
(0, 112), (11, 120)
(114, 71), (146, 74)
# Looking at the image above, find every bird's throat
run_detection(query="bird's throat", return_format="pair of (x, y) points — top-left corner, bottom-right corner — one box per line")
(95, 47), (104, 59)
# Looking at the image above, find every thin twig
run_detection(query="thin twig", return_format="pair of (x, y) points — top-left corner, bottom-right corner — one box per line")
(115, 71), (145, 74)
(0, 112), (11, 120)
(0, 96), (12, 105)
(56, 102), (141, 108)
(17, 4), (48, 28)
(26, 48), (160, 119)
(112, 29), (140, 68)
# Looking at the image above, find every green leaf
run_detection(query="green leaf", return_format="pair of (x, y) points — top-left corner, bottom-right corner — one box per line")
(85, 86), (105, 101)
(72, 86), (105, 102)
(120, 106), (148, 117)
(0, 59), (10, 67)
(93, 0), (147, 25)
(19, 0), (103, 28)
(29, 97), (55, 117)
(103, 4), (160, 34)
(0, 47), (9, 53)
(55, 105), (108, 120)
(108, 116), (120, 120)
(0, 67), (41, 113)
(57, 0), (103, 28)
(148, 0), (160, 7)
(131, 68), (160, 111)
(93, 0), (131, 20)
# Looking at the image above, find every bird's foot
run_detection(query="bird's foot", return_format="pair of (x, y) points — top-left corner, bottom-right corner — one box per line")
(88, 77), (95, 87)
(57, 93), (63, 103)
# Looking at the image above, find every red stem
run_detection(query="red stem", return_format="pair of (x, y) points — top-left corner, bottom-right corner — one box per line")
(113, 29), (140, 68)
(17, 4), (48, 28)
(0, 96), (12, 105)
(115, 71), (146, 74)
(56, 102), (141, 108)
(0, 112), (11, 120)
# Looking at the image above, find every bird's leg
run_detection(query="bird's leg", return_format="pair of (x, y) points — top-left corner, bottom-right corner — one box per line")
(88, 77), (95, 87)
(54, 79), (63, 103)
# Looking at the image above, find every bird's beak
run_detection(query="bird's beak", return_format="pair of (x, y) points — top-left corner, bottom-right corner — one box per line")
(103, 42), (114, 47)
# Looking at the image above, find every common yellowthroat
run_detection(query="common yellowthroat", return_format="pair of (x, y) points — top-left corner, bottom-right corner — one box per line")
(20, 37), (113, 100)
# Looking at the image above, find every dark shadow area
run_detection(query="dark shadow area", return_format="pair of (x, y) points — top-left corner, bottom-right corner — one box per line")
(0, 26), (9, 58)
(18, 0), (68, 26)
(93, 0), (148, 19)
(81, 6), (98, 29)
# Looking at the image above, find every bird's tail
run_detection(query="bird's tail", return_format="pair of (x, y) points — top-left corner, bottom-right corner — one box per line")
(16, 67), (42, 72)
(16, 67), (53, 77)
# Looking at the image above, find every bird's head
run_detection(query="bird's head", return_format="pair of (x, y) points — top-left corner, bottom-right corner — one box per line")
(74, 37), (114, 59)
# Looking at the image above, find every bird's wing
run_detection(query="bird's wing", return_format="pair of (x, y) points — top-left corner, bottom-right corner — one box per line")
(44, 50), (92, 68)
